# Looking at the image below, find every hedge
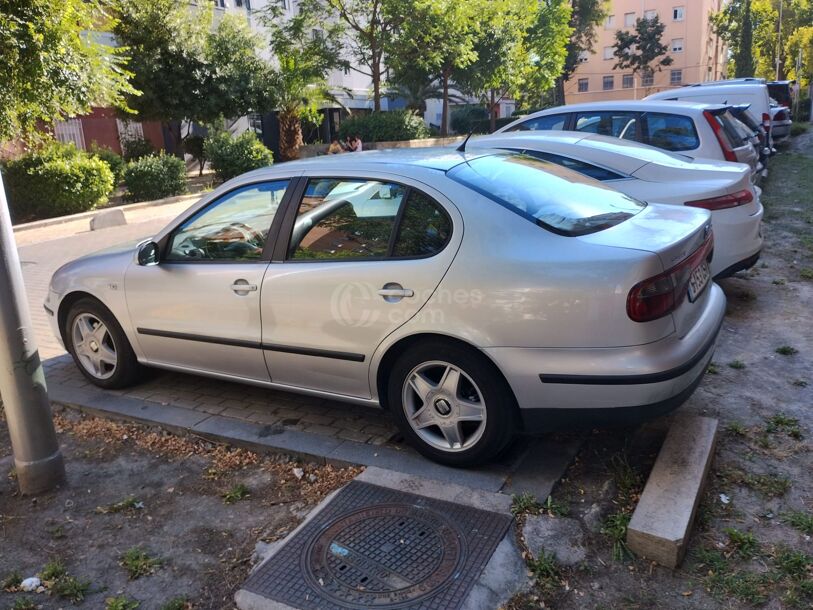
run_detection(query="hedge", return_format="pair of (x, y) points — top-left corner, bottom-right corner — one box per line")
(337, 110), (430, 142)
(2, 143), (114, 222)
(204, 131), (273, 182)
(469, 116), (517, 134)
(91, 145), (126, 183)
(451, 105), (489, 134)
(123, 153), (187, 202)
(122, 137), (156, 162)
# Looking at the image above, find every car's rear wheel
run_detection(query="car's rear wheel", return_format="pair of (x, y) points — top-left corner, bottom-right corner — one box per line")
(387, 341), (516, 466)
(65, 298), (142, 389)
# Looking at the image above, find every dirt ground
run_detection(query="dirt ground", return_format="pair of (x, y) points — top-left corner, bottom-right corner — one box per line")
(0, 407), (359, 610)
(508, 131), (813, 610)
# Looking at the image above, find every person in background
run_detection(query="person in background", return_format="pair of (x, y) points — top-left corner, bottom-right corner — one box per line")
(352, 134), (363, 152)
(342, 135), (354, 152)
(327, 137), (343, 154)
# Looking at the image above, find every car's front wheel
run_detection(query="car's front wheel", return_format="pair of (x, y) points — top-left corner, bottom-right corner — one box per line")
(387, 341), (516, 466)
(64, 297), (143, 389)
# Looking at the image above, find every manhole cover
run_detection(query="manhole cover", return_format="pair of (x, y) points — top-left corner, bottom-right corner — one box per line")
(243, 481), (511, 610)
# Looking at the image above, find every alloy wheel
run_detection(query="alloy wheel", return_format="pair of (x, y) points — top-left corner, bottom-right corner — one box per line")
(71, 313), (118, 380)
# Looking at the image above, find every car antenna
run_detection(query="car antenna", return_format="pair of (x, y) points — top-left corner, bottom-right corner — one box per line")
(456, 131), (473, 152)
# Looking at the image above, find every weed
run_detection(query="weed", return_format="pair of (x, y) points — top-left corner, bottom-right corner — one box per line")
(601, 512), (632, 561)
(48, 525), (66, 539)
(39, 559), (67, 581)
(726, 421), (747, 437)
(766, 414), (804, 439)
(51, 575), (91, 602)
(222, 483), (250, 504)
(773, 548), (812, 580)
(96, 496), (141, 514)
(800, 268), (813, 280)
(707, 362), (720, 374)
(776, 345), (799, 356)
(120, 547), (162, 580)
(2, 572), (22, 591)
(160, 597), (191, 610)
(792, 379), (808, 387)
(737, 289), (756, 301)
(724, 527), (759, 557)
(11, 598), (37, 610)
(693, 548), (771, 605)
(744, 473), (791, 498)
(106, 596), (140, 610)
(728, 360), (746, 370)
(543, 495), (569, 517)
(511, 492), (542, 516)
(773, 278), (786, 285)
(783, 510), (813, 535)
(608, 453), (642, 505)
(528, 551), (560, 593)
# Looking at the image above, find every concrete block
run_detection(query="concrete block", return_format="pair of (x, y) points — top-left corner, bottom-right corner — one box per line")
(89, 208), (126, 231)
(626, 414), (718, 568)
(522, 515), (586, 566)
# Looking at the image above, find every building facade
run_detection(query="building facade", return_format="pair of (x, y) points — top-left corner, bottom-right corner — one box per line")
(565, 0), (728, 103)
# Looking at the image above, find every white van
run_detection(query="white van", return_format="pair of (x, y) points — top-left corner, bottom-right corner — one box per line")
(645, 81), (773, 147)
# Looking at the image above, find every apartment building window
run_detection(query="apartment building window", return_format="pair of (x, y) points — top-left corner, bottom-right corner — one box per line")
(672, 38), (684, 53)
(670, 69), (683, 85)
(578, 50), (589, 63)
(641, 69), (654, 87)
(578, 78), (589, 93)
(624, 12), (636, 27)
(279, 0), (288, 8)
(622, 74), (634, 89)
(605, 14), (615, 29)
(603, 75), (614, 91)
(213, 0), (226, 7)
(673, 6), (685, 21)
(644, 9), (657, 20)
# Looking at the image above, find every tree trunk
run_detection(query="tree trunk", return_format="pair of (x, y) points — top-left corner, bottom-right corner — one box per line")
(278, 110), (304, 161)
(489, 89), (497, 133)
(554, 77), (566, 106)
(441, 70), (450, 137)
(372, 48), (381, 112)
(162, 121), (183, 158)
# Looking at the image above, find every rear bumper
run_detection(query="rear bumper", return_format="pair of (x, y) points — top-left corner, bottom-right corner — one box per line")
(485, 283), (726, 432)
(714, 250), (761, 279)
(709, 200), (763, 277)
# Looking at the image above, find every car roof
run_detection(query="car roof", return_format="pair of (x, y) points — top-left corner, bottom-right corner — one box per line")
(648, 83), (767, 96)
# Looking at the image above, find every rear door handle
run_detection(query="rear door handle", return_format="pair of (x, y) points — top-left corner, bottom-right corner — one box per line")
(377, 288), (414, 297)
(231, 280), (258, 294)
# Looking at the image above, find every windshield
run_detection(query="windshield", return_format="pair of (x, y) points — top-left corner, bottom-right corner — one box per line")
(448, 153), (645, 237)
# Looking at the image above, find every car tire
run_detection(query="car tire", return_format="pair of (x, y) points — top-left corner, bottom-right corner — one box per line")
(64, 297), (143, 389)
(387, 340), (516, 467)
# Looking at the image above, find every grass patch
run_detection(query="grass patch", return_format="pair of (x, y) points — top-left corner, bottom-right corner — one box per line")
(707, 362), (720, 374)
(773, 548), (812, 579)
(106, 596), (140, 610)
(96, 495), (142, 514)
(693, 547), (771, 604)
(745, 473), (792, 497)
(724, 527), (760, 558)
(528, 551), (561, 594)
(11, 598), (37, 610)
(726, 421), (748, 437)
(800, 268), (813, 280)
(783, 510), (813, 535)
(776, 345), (799, 356)
(222, 483), (250, 504)
(542, 495), (569, 517)
(51, 575), (91, 602)
(728, 359), (746, 370)
(2, 572), (22, 591)
(39, 559), (67, 581)
(766, 413), (804, 439)
(511, 492), (542, 516)
(160, 597), (191, 610)
(790, 123), (809, 136)
(601, 512), (632, 561)
(792, 379), (808, 387)
(120, 547), (162, 580)
(773, 278), (787, 285)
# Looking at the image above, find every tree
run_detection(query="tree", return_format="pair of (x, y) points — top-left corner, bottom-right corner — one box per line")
(260, 1), (348, 160)
(114, 0), (273, 152)
(734, 0), (756, 77)
(386, 65), (466, 116)
(520, 0), (573, 111)
(613, 15), (673, 92)
(386, 0), (484, 136)
(555, 0), (607, 105)
(0, 0), (135, 143)
(316, 0), (400, 112)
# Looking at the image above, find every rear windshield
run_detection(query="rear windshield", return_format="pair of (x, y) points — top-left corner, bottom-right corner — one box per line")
(447, 153), (645, 237)
(713, 111), (749, 147)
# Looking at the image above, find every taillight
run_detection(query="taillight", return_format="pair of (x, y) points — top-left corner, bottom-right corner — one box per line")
(704, 110), (737, 162)
(686, 189), (754, 210)
(627, 233), (714, 323)
(762, 112), (771, 132)
(775, 110), (788, 121)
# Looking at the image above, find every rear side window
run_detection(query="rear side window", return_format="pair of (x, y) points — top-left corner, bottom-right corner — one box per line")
(574, 111), (639, 140)
(518, 150), (626, 181)
(392, 191), (451, 257)
(507, 114), (567, 132)
(448, 153), (644, 237)
(643, 113), (700, 151)
(715, 111), (749, 147)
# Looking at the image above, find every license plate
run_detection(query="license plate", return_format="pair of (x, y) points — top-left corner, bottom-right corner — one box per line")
(687, 261), (711, 302)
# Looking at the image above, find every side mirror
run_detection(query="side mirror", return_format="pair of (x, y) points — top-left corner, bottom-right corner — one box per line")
(137, 241), (160, 266)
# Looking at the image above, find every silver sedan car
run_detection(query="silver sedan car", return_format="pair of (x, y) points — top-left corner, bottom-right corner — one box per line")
(45, 148), (725, 466)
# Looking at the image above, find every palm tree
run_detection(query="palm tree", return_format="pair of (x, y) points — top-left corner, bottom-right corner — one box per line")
(386, 69), (466, 118)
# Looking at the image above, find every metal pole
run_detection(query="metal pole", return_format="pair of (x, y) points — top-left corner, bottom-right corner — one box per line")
(0, 171), (65, 494)
(776, 0), (783, 80)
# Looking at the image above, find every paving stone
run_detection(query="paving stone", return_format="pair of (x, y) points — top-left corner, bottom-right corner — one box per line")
(627, 414), (718, 568)
(89, 208), (126, 231)
(522, 515), (587, 566)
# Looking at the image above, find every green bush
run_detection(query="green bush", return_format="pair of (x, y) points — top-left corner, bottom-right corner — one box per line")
(451, 105), (489, 134)
(123, 154), (187, 202)
(470, 116), (517, 134)
(203, 131), (273, 182)
(337, 110), (430, 142)
(790, 122), (809, 137)
(121, 137), (156, 162)
(2, 143), (114, 222)
(90, 145), (126, 183)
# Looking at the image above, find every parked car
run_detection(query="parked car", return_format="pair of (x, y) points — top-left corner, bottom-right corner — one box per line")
(644, 80), (774, 147)
(729, 104), (770, 171)
(767, 80), (795, 109)
(496, 100), (762, 181)
(467, 131), (763, 278)
(45, 148), (725, 466)
(769, 101), (792, 141)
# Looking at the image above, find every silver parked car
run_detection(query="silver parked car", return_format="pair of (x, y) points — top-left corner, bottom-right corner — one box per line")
(46, 149), (725, 466)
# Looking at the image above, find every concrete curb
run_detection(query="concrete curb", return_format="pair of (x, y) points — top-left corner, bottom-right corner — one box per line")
(12, 193), (200, 233)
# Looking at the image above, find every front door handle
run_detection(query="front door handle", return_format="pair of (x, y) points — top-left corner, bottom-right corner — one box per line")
(231, 280), (258, 295)
(378, 283), (414, 302)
